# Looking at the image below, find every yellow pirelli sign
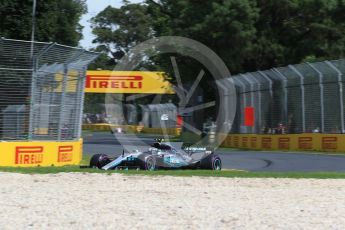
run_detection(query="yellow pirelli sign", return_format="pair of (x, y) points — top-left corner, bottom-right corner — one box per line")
(0, 139), (83, 167)
(85, 71), (175, 94)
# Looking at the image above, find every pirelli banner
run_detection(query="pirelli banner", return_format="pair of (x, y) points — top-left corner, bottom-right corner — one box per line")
(221, 134), (345, 152)
(0, 140), (83, 167)
(85, 71), (175, 94)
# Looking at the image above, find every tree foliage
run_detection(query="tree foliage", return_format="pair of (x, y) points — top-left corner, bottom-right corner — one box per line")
(251, 0), (345, 69)
(90, 3), (153, 64)
(91, 0), (345, 74)
(0, 0), (87, 46)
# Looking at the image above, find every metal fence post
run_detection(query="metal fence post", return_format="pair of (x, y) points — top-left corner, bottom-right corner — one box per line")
(57, 64), (68, 141)
(307, 63), (325, 133)
(28, 42), (55, 140)
(61, 50), (87, 140)
(60, 50), (86, 140)
(233, 77), (247, 133)
(216, 77), (236, 133)
(325, 61), (345, 133)
(272, 68), (288, 126)
(240, 74), (255, 133)
(248, 73), (262, 133)
(28, 62), (37, 140)
(258, 71), (273, 130)
(76, 67), (87, 139)
(288, 65), (306, 133)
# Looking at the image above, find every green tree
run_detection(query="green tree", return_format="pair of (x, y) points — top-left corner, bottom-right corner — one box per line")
(249, 0), (345, 69)
(146, 0), (345, 73)
(90, 2), (153, 64)
(0, 0), (87, 46)
(146, 0), (259, 74)
(90, 0), (345, 75)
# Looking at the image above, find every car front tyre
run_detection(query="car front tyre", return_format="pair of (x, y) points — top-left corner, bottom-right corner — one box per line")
(90, 154), (111, 169)
(144, 155), (156, 171)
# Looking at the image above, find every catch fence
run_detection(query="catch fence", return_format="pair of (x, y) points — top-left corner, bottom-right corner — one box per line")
(84, 103), (177, 129)
(231, 59), (345, 134)
(0, 38), (98, 141)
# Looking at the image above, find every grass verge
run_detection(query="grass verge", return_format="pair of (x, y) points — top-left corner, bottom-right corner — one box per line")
(112, 170), (345, 179)
(0, 154), (344, 178)
(1, 164), (345, 179)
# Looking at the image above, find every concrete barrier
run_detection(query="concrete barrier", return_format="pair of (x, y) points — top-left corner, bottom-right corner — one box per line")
(82, 124), (181, 136)
(141, 127), (181, 136)
(221, 134), (345, 152)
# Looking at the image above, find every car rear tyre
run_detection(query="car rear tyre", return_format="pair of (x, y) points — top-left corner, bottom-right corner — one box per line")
(200, 154), (222, 170)
(90, 154), (111, 169)
(212, 157), (222, 170)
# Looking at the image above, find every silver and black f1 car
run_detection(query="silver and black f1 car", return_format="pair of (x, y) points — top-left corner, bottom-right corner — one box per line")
(89, 139), (222, 171)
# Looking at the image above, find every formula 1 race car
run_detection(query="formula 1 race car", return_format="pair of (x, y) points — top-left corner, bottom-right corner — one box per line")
(89, 139), (222, 171)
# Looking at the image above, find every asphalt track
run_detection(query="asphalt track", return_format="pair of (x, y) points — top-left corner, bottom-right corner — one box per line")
(83, 132), (345, 172)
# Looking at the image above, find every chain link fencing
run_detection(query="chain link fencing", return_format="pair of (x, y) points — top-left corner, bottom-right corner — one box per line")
(230, 59), (345, 134)
(0, 38), (98, 141)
